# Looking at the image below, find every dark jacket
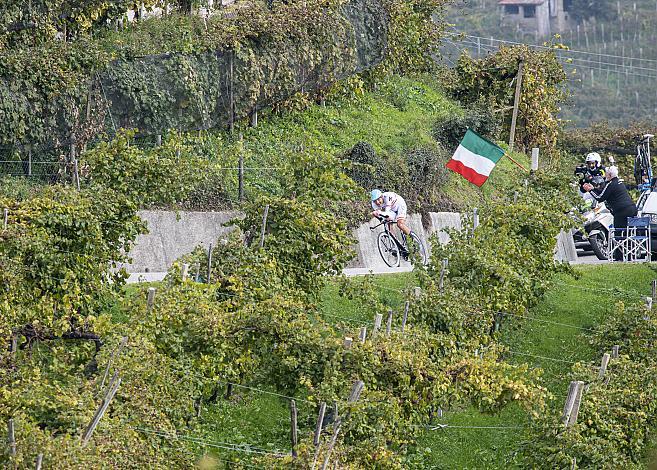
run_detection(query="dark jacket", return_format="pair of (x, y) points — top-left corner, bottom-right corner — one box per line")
(576, 165), (606, 192)
(590, 177), (637, 216)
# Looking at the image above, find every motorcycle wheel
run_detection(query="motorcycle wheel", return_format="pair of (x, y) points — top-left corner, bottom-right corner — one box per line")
(589, 233), (609, 260)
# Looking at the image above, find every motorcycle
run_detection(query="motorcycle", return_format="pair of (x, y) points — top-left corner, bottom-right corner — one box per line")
(578, 201), (613, 260)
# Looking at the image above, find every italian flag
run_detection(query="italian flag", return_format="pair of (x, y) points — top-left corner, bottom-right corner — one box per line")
(446, 129), (505, 187)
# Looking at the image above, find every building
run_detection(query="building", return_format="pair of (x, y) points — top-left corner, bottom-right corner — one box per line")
(499, 0), (574, 37)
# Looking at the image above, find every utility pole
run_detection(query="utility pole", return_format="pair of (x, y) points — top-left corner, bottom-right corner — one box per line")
(508, 60), (524, 153)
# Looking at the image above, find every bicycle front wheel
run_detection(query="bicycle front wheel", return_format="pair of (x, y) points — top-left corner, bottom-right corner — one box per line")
(407, 232), (428, 265)
(377, 232), (401, 268)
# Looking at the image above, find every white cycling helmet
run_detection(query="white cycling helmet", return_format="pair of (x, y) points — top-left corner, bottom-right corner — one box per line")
(585, 152), (601, 165)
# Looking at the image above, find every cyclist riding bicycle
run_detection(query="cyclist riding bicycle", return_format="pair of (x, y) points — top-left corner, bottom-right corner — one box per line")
(370, 189), (412, 236)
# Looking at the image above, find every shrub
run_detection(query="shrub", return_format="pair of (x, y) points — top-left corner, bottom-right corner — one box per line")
(432, 105), (501, 150)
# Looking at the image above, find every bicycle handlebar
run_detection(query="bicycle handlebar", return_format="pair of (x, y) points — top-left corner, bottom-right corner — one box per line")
(369, 215), (391, 230)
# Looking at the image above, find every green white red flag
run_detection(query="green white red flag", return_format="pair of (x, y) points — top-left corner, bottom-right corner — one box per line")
(446, 129), (505, 187)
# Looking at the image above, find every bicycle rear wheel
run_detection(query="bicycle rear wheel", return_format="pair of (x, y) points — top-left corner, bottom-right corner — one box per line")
(407, 232), (428, 265)
(377, 232), (401, 267)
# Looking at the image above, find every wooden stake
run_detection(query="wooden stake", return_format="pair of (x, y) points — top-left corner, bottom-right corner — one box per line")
(35, 454), (43, 470)
(386, 309), (393, 336)
(99, 336), (128, 393)
(401, 301), (410, 333)
(290, 400), (298, 457)
(238, 153), (244, 201)
(652, 280), (656, 301)
(611, 345), (619, 358)
(562, 381), (584, 427)
(439, 258), (448, 292)
(156, 134), (162, 146)
(73, 159), (80, 190)
(472, 208), (479, 231)
(3, 208), (8, 230)
(9, 334), (17, 358)
(320, 381), (364, 470)
(373, 313), (383, 335)
(206, 243), (213, 284)
(259, 205), (269, 248)
(508, 60), (524, 152)
(181, 263), (189, 281)
(313, 402), (326, 446)
(146, 287), (156, 311)
(8, 419), (15, 456)
(414, 287), (421, 299)
(229, 49), (235, 133)
(82, 374), (121, 446)
(359, 327), (367, 343)
(598, 353), (610, 379)
(343, 337), (353, 349)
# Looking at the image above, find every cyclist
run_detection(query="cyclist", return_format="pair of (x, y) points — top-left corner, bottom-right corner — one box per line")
(575, 152), (606, 197)
(370, 189), (412, 236)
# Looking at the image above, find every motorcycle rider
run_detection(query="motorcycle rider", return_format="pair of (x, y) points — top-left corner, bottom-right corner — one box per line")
(575, 152), (606, 198)
(583, 167), (638, 260)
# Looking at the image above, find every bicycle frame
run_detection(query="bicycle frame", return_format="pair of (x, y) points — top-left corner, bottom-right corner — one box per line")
(635, 134), (653, 191)
(370, 218), (408, 252)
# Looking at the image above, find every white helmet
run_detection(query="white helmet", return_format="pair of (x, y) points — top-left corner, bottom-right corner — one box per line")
(585, 152), (601, 164)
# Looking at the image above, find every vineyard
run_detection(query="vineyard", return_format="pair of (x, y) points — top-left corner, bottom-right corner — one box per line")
(444, 0), (657, 126)
(2, 0), (657, 468)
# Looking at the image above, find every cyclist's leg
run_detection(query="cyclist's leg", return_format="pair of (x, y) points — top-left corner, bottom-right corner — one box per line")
(395, 200), (411, 236)
(396, 217), (411, 236)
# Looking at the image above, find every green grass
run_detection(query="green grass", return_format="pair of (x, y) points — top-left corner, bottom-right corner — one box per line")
(316, 264), (656, 469)
(418, 263), (656, 469)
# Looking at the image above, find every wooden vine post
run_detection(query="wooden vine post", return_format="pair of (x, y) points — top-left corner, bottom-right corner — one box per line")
(598, 353), (610, 379)
(508, 60), (524, 152)
(146, 288), (156, 312)
(290, 400), (298, 457)
(359, 327), (367, 343)
(562, 381), (585, 427)
(439, 258), (448, 292)
(8, 419), (16, 456)
(206, 243), (213, 284)
(401, 301), (410, 333)
(82, 373), (121, 446)
(386, 309), (393, 336)
(373, 313), (383, 336)
(3, 208), (8, 230)
(320, 380), (364, 470)
(259, 205), (270, 248)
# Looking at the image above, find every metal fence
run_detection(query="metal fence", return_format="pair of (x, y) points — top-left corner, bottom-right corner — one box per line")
(0, 160), (67, 181)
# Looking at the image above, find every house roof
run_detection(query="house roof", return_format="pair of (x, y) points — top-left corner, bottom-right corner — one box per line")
(498, 0), (544, 5)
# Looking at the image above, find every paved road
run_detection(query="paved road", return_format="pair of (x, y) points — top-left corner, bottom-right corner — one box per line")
(125, 252), (618, 284)
(126, 265), (415, 283)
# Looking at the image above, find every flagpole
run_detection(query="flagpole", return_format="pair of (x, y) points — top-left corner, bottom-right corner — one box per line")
(504, 153), (528, 172)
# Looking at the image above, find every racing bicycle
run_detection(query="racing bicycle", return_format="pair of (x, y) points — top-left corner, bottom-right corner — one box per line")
(634, 134), (653, 191)
(370, 215), (428, 267)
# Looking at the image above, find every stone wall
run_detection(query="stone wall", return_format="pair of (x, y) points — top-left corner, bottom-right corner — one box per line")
(125, 210), (463, 272)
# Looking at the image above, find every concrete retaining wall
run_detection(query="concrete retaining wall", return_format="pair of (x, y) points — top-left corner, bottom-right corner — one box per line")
(124, 210), (463, 272)
(123, 210), (239, 272)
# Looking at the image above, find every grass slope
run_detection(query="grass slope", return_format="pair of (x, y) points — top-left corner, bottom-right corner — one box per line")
(420, 263), (656, 469)
(207, 74), (529, 209)
(137, 264), (655, 466)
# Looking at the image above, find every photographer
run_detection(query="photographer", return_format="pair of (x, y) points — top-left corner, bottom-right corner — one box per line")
(575, 152), (606, 196)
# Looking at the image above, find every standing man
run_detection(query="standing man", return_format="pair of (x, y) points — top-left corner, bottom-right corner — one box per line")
(583, 167), (637, 260)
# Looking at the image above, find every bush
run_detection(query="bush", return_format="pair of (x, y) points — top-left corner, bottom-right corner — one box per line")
(404, 144), (450, 212)
(432, 105), (501, 150)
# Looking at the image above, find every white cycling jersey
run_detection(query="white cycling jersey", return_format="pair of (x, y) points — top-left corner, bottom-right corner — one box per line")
(372, 191), (408, 221)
